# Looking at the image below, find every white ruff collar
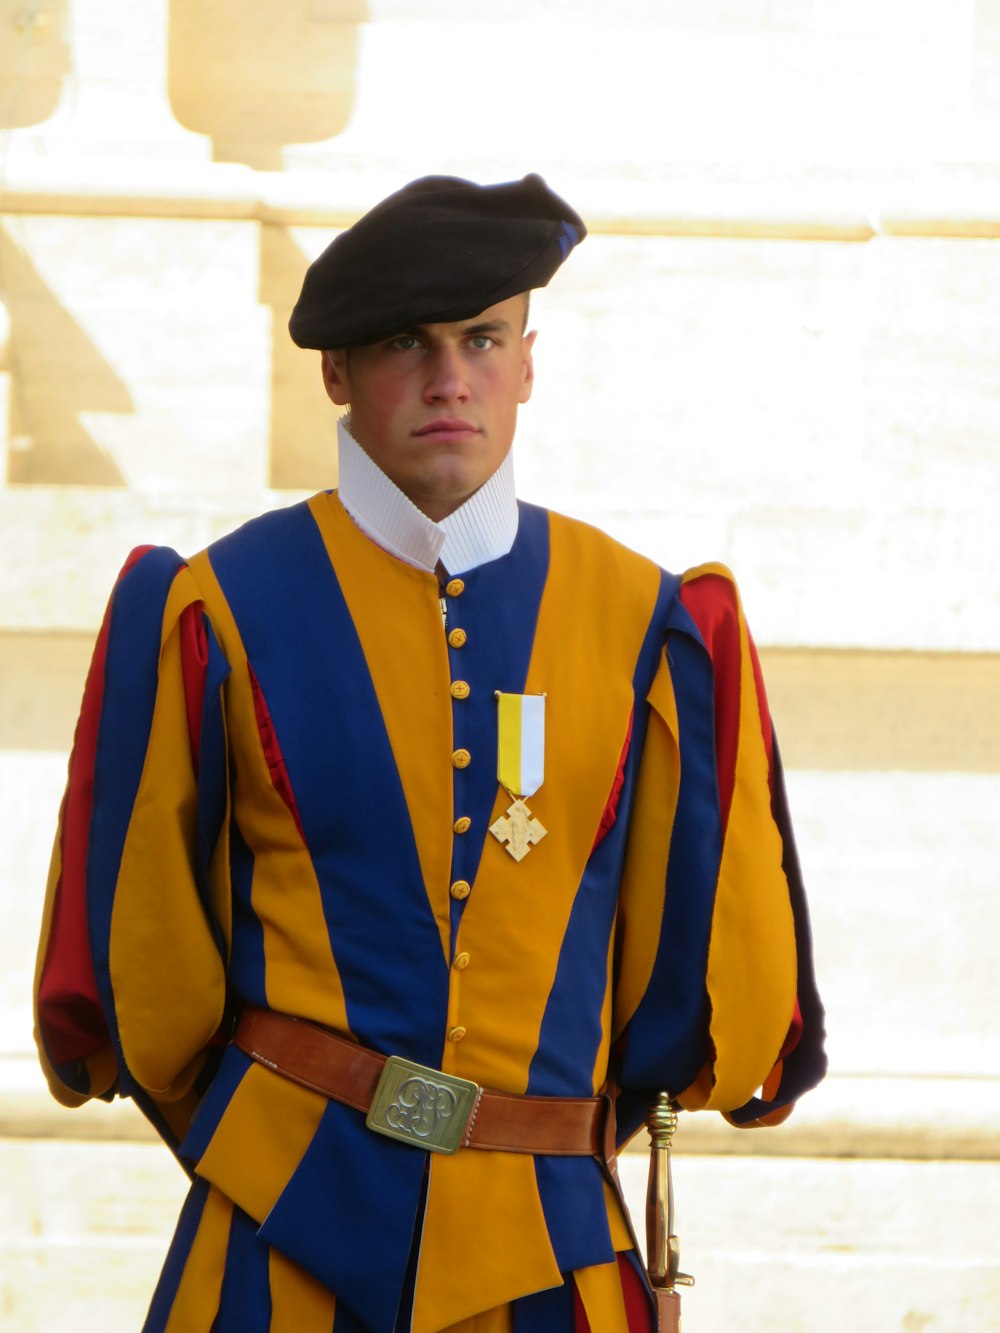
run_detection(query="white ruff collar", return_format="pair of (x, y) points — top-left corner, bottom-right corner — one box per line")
(335, 417), (519, 575)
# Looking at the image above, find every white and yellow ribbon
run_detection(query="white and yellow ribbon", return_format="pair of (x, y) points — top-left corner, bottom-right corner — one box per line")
(496, 692), (545, 798)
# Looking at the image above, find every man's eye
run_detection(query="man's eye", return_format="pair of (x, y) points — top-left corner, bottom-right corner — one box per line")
(469, 335), (495, 350)
(390, 335), (420, 351)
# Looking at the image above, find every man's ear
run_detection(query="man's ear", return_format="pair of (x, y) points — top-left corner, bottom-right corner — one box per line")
(321, 349), (351, 406)
(518, 330), (537, 405)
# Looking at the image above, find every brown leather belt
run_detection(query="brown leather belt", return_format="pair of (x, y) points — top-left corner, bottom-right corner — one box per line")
(234, 1006), (606, 1157)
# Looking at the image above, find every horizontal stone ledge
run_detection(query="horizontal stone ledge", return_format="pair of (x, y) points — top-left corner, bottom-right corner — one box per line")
(5, 161), (1000, 241)
(4, 1063), (997, 1161)
(4, 633), (997, 771)
(3, 490), (998, 653)
(650, 1074), (1000, 1161)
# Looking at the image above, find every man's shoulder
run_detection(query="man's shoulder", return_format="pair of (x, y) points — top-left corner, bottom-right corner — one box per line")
(527, 502), (743, 586)
(528, 501), (693, 599)
(198, 494), (325, 565)
(525, 500), (673, 583)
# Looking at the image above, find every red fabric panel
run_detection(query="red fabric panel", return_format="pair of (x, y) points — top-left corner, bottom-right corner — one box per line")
(746, 629), (774, 778)
(619, 1253), (656, 1332)
(780, 997), (804, 1060)
(571, 1256), (655, 1332)
(248, 662), (306, 843)
(37, 546), (155, 1065)
(179, 601), (208, 771)
(760, 997), (805, 1103)
(572, 1278), (589, 1332)
(678, 575), (741, 827)
(592, 709), (634, 852)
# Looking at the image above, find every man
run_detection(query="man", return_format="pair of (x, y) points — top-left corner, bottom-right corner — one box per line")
(34, 175), (826, 1333)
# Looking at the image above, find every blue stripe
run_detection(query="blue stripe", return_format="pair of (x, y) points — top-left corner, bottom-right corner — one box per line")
(512, 1273), (575, 1332)
(526, 832), (619, 1094)
(227, 816), (266, 1007)
(194, 618), (231, 959)
(207, 502), (448, 1064)
(334, 1300), (370, 1333)
(533, 1155), (614, 1273)
(258, 1098), (427, 1333)
(727, 738), (827, 1124)
(617, 599), (719, 1099)
(529, 569), (679, 1097)
(180, 1044), (254, 1164)
(214, 1200), (272, 1332)
(142, 1177), (211, 1333)
(85, 546), (186, 1099)
(446, 502), (549, 943)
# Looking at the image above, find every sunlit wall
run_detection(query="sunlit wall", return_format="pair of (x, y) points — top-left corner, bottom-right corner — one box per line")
(2, 3), (998, 1328)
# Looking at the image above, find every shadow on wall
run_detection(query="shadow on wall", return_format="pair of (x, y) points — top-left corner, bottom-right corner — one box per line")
(168, 0), (369, 171)
(261, 224), (341, 491)
(1, 227), (130, 485)
(0, 0), (71, 129)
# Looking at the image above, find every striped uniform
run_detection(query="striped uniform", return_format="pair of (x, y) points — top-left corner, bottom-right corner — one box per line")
(34, 495), (826, 1332)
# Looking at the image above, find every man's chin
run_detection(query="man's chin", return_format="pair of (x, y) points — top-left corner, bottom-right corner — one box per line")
(405, 473), (486, 522)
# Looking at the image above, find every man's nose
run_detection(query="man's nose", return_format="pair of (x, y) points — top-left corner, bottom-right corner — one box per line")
(423, 344), (470, 402)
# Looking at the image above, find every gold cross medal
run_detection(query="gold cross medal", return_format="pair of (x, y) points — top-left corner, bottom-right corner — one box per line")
(490, 692), (547, 862)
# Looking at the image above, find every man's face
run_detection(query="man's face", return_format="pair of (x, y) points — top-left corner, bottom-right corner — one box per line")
(322, 295), (536, 522)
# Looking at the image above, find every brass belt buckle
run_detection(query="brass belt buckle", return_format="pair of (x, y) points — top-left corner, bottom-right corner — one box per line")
(366, 1055), (481, 1154)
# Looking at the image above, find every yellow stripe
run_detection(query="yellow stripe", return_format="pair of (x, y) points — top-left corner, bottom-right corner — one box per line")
(590, 933), (616, 1106)
(574, 1257), (633, 1333)
(441, 515), (662, 1096)
(414, 1151), (561, 1332)
(269, 1247), (337, 1332)
(400, 516), (662, 1321)
(613, 655), (681, 1039)
(164, 1185), (232, 1333)
(308, 493), (454, 964)
(439, 1307), (513, 1332)
(194, 1061), (327, 1223)
(110, 610), (227, 1100)
(161, 564), (200, 646)
(189, 549), (351, 1034)
(496, 693), (523, 793)
(603, 1176), (637, 1251)
(700, 574), (798, 1109)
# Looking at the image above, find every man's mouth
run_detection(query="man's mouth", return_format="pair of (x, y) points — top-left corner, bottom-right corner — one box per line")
(413, 418), (480, 437)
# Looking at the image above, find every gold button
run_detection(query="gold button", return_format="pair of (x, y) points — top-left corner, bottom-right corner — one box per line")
(453, 816), (471, 835)
(450, 880), (471, 900)
(447, 628), (467, 649)
(451, 748), (471, 769)
(445, 578), (465, 598)
(454, 952), (471, 971)
(450, 680), (470, 700)
(447, 1025), (467, 1042)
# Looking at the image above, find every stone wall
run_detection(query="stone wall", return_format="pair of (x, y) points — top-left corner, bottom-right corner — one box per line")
(2, 1), (999, 1328)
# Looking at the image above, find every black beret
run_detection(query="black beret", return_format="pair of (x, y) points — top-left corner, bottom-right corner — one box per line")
(288, 173), (586, 349)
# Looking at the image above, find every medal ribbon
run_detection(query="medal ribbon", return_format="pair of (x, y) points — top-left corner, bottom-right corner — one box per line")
(496, 692), (545, 798)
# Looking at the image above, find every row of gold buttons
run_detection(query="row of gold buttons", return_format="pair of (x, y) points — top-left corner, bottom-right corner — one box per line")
(447, 577), (470, 1044)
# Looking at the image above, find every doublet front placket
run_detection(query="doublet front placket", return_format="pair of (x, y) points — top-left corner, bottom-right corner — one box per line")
(441, 574), (474, 1055)
(443, 576), (476, 927)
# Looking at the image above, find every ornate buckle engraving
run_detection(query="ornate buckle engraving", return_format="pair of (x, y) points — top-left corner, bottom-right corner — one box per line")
(367, 1056), (480, 1154)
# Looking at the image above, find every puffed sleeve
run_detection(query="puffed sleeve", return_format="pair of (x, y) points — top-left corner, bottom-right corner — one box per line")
(33, 545), (233, 1151)
(612, 563), (826, 1141)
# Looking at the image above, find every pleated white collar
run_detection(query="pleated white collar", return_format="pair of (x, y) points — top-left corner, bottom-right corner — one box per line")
(336, 417), (519, 576)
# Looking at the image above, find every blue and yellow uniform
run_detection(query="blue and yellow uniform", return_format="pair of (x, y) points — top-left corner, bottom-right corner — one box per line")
(34, 493), (825, 1332)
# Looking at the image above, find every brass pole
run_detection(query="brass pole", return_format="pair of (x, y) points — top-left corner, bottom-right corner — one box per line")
(645, 1093), (694, 1295)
